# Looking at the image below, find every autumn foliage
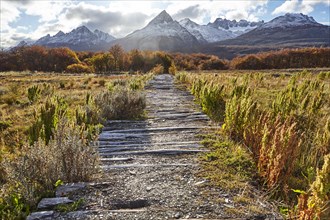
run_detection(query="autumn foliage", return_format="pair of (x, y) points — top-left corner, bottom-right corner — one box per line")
(171, 53), (228, 71)
(1, 46), (329, 73)
(231, 48), (330, 69)
(0, 46), (80, 72)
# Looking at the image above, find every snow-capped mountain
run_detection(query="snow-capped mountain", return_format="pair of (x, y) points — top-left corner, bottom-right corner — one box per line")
(94, 29), (116, 42)
(36, 26), (115, 45)
(115, 10), (199, 52)
(220, 12), (329, 46)
(207, 18), (264, 36)
(202, 13), (330, 59)
(13, 12), (329, 56)
(15, 40), (33, 47)
(22, 26), (115, 51)
(179, 18), (235, 43)
(257, 13), (323, 29)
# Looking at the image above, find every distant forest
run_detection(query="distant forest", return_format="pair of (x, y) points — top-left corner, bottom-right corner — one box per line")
(1, 46), (329, 73)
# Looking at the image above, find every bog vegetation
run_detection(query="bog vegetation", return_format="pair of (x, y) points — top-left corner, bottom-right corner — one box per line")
(0, 71), (151, 219)
(176, 70), (330, 219)
(0, 44), (329, 219)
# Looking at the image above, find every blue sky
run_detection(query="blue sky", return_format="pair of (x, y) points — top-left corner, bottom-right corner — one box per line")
(1, 0), (329, 48)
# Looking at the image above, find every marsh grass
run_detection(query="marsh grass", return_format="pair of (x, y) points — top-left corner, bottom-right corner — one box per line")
(0, 72), (130, 151)
(177, 70), (330, 218)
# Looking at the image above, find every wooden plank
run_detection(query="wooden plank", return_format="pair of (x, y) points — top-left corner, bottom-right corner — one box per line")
(99, 149), (207, 157)
(101, 163), (195, 169)
(100, 157), (134, 162)
(102, 126), (207, 133)
(98, 142), (200, 149)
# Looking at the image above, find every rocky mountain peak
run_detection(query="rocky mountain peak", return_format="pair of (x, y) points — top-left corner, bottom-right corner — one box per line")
(16, 40), (28, 47)
(54, 31), (65, 37)
(179, 18), (198, 28)
(260, 13), (321, 29)
(94, 29), (102, 34)
(284, 13), (317, 23)
(72, 26), (93, 34)
(148, 10), (173, 26)
(208, 18), (263, 30)
(94, 29), (116, 42)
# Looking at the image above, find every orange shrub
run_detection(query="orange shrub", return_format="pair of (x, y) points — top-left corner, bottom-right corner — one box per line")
(66, 63), (93, 73)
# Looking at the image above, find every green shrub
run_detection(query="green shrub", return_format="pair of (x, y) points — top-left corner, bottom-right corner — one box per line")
(296, 153), (330, 219)
(0, 190), (29, 220)
(223, 94), (258, 141)
(28, 96), (68, 145)
(95, 86), (146, 120)
(3, 119), (99, 216)
(27, 85), (41, 103)
(75, 94), (103, 141)
(129, 78), (144, 90)
(199, 83), (226, 122)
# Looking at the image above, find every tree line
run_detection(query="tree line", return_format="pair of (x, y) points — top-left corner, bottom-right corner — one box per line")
(231, 47), (330, 69)
(1, 46), (329, 73)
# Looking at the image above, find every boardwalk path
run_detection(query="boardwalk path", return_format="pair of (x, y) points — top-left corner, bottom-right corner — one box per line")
(32, 74), (278, 219)
(88, 74), (220, 219)
(64, 73), (229, 219)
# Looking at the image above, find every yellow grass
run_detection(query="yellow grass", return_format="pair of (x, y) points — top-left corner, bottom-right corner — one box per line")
(0, 71), (129, 153)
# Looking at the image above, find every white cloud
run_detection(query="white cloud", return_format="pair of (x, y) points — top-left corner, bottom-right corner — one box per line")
(164, 1), (268, 23)
(23, 1), (72, 22)
(57, 2), (152, 37)
(273, 0), (330, 15)
(272, 0), (299, 14)
(0, 1), (21, 31)
(1, 0), (270, 48)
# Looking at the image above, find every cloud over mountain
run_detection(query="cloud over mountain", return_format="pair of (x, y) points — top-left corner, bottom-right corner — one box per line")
(273, 0), (330, 15)
(172, 5), (206, 21)
(1, 0), (329, 48)
(64, 5), (150, 38)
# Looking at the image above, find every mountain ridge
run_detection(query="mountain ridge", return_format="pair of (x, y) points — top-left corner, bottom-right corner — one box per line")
(13, 11), (329, 57)
(179, 18), (235, 43)
(218, 13), (329, 46)
(17, 26), (116, 51)
(207, 17), (264, 36)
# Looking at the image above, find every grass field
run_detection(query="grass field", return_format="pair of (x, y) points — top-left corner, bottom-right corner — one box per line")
(0, 71), (129, 152)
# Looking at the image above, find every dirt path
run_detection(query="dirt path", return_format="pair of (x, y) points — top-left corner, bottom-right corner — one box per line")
(31, 74), (279, 220)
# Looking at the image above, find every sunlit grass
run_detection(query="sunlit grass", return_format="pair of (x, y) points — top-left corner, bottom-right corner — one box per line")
(0, 72), (130, 151)
(177, 69), (330, 219)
